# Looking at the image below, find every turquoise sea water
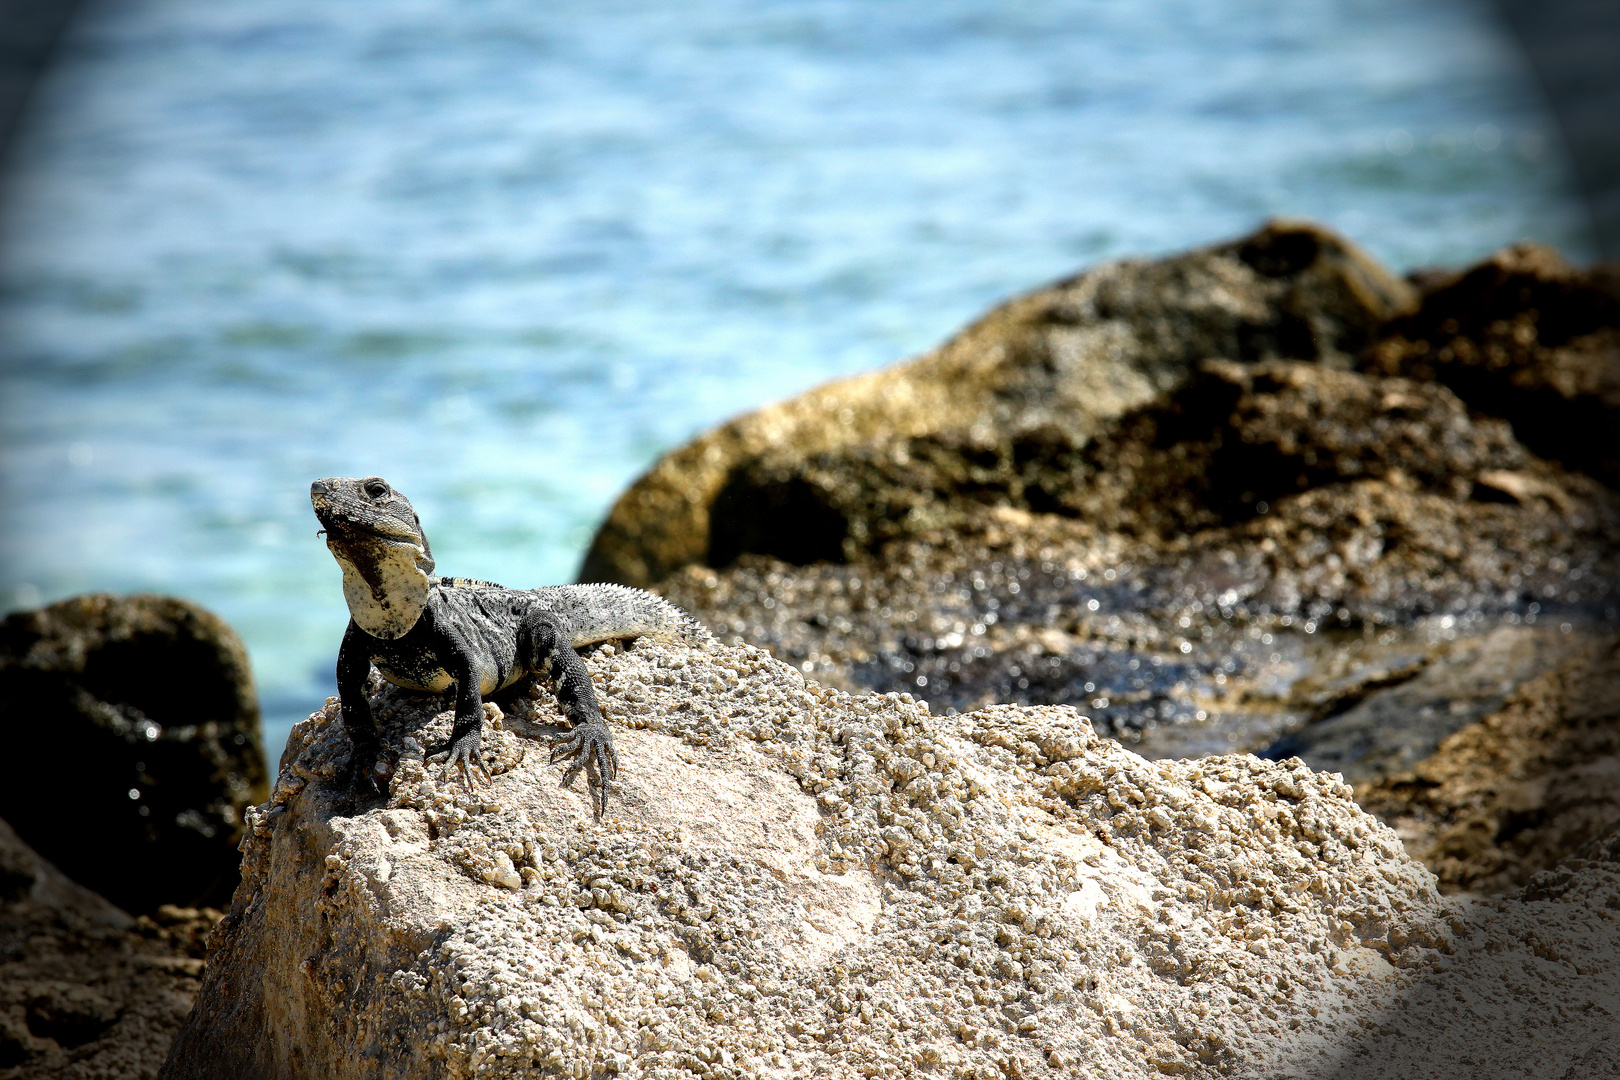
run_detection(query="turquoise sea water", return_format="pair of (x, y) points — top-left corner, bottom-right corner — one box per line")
(0, 0), (1592, 758)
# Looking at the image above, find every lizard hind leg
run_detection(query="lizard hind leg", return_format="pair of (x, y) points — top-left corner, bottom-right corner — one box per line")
(522, 612), (621, 817)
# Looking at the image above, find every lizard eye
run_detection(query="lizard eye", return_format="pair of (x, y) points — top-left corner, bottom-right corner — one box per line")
(363, 479), (391, 499)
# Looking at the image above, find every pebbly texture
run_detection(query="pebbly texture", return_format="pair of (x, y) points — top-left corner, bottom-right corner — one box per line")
(581, 221), (1619, 887)
(0, 594), (268, 912)
(0, 817), (221, 1080)
(163, 639), (1619, 1079)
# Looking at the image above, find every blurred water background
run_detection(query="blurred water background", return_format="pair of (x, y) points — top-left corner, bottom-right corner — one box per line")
(0, 0), (1594, 758)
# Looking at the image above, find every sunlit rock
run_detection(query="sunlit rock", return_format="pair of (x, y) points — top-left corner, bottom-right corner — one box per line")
(162, 638), (1619, 1078)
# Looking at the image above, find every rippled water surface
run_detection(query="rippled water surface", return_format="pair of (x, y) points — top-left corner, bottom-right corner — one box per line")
(0, 0), (1591, 755)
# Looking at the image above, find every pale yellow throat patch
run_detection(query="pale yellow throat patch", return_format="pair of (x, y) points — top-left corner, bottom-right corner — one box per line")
(329, 536), (432, 639)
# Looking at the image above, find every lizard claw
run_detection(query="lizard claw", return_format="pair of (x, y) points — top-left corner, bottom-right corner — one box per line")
(429, 732), (490, 789)
(348, 740), (391, 800)
(550, 721), (618, 818)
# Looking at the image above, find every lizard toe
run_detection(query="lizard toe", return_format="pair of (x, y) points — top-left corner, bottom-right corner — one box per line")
(549, 731), (584, 765)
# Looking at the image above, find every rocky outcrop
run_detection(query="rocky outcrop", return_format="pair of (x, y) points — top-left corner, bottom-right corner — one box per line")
(1364, 243), (1620, 487)
(580, 221), (1620, 887)
(582, 219), (1415, 588)
(0, 594), (269, 913)
(0, 817), (220, 1079)
(163, 639), (1619, 1079)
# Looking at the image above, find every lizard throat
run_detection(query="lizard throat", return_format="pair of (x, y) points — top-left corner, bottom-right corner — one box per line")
(329, 538), (432, 639)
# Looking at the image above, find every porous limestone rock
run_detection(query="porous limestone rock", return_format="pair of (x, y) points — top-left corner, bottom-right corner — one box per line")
(163, 638), (1619, 1079)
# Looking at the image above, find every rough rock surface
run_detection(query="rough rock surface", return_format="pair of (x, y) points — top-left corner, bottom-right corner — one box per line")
(0, 594), (269, 913)
(164, 638), (1619, 1079)
(1356, 633), (1620, 895)
(0, 818), (220, 1079)
(1363, 243), (1620, 487)
(581, 221), (1619, 886)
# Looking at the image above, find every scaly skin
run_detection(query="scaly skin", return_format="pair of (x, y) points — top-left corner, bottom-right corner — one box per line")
(311, 476), (710, 816)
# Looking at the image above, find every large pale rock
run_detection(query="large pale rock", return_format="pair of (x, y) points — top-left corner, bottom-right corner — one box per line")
(164, 639), (1618, 1079)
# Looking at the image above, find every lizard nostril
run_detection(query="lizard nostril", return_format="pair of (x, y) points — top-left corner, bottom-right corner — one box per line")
(311, 479), (330, 496)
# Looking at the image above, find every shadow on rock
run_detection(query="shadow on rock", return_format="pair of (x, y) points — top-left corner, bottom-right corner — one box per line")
(1306, 822), (1620, 1080)
(1294, 629), (1620, 1078)
(0, 817), (221, 1078)
(0, 593), (269, 913)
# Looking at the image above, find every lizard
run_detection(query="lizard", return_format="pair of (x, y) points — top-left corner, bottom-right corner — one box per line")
(309, 475), (711, 816)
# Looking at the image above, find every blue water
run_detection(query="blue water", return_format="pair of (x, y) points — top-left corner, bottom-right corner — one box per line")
(0, 0), (1591, 759)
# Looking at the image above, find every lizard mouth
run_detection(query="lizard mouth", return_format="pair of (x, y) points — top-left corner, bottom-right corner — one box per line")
(311, 500), (366, 541)
(311, 494), (420, 546)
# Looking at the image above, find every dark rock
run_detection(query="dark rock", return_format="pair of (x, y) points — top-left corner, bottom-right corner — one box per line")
(1358, 634), (1620, 895)
(584, 218), (1414, 589)
(1264, 623), (1582, 782)
(0, 817), (218, 1079)
(0, 593), (268, 913)
(1363, 243), (1620, 486)
(706, 359), (1539, 568)
(24, 981), (118, 1048)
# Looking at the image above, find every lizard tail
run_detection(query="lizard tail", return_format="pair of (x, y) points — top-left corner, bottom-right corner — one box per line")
(536, 583), (714, 649)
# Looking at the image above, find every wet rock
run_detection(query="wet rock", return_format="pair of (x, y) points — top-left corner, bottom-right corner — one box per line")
(162, 639), (1618, 1079)
(1264, 623), (1581, 784)
(1356, 634), (1620, 895)
(0, 594), (269, 913)
(0, 817), (220, 1079)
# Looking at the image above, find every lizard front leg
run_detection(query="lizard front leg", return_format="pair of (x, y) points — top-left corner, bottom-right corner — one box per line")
(337, 622), (388, 797)
(522, 613), (619, 817)
(428, 648), (492, 788)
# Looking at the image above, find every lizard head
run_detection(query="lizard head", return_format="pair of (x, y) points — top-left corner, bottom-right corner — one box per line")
(310, 476), (436, 638)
